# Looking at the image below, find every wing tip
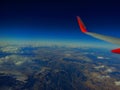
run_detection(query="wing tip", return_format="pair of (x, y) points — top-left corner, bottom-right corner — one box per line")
(76, 16), (87, 33)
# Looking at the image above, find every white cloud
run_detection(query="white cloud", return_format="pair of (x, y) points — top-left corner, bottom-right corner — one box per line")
(97, 56), (110, 60)
(0, 46), (21, 53)
(0, 55), (31, 66)
(97, 56), (104, 59)
(105, 69), (113, 73)
(97, 75), (110, 79)
(115, 81), (120, 86)
(94, 65), (105, 69)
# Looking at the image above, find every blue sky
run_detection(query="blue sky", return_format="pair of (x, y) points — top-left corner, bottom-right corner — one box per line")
(0, 1), (120, 47)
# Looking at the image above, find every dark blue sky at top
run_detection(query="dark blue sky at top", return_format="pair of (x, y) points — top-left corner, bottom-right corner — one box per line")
(0, 0), (120, 45)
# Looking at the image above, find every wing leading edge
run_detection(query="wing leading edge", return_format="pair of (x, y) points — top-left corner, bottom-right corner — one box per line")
(76, 16), (120, 54)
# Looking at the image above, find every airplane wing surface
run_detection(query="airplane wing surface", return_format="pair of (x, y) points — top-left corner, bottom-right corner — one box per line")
(76, 16), (120, 54)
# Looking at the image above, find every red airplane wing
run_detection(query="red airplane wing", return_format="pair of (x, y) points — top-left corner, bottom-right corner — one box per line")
(76, 16), (120, 54)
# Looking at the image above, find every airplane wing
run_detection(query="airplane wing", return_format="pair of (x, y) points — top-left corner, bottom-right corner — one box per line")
(76, 16), (120, 54)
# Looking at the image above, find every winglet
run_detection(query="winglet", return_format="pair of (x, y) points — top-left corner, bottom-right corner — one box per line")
(76, 16), (87, 33)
